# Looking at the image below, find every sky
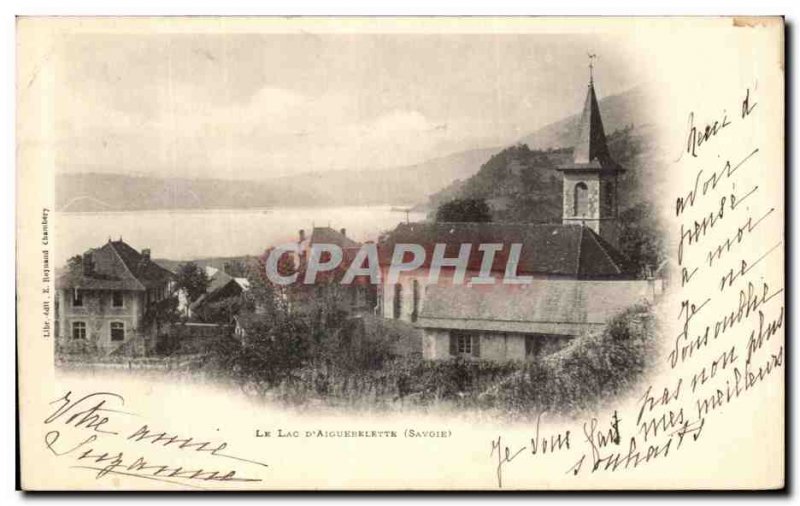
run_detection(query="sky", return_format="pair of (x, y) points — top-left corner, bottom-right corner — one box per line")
(55, 32), (647, 180)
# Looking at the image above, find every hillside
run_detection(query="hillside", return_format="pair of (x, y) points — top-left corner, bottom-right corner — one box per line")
(427, 122), (659, 221)
(425, 122), (666, 273)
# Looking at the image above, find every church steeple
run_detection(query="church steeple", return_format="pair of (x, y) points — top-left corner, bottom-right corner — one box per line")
(557, 56), (626, 249)
(572, 79), (611, 166)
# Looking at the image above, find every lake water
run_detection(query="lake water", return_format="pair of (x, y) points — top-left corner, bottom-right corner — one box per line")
(54, 206), (427, 267)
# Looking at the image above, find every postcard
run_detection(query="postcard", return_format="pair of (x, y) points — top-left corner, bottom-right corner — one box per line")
(16, 16), (784, 490)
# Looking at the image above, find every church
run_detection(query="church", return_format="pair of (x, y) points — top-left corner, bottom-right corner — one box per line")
(377, 68), (658, 361)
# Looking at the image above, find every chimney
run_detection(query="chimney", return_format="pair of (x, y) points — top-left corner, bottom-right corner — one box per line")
(299, 229), (306, 242)
(141, 248), (151, 261)
(82, 252), (94, 275)
(340, 228), (346, 237)
(223, 262), (231, 275)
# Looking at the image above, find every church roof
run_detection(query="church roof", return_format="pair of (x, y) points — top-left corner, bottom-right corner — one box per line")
(417, 279), (651, 334)
(379, 222), (635, 279)
(559, 80), (624, 173)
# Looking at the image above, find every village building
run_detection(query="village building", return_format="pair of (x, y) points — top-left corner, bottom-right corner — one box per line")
(293, 226), (378, 316)
(234, 226), (378, 341)
(187, 265), (250, 322)
(55, 239), (175, 355)
(377, 71), (657, 361)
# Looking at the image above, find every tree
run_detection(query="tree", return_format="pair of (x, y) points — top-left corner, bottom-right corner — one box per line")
(64, 255), (85, 286)
(435, 198), (492, 223)
(618, 202), (666, 277)
(221, 259), (248, 277)
(174, 262), (210, 302)
(243, 249), (296, 318)
(228, 309), (311, 387)
(66, 255), (83, 274)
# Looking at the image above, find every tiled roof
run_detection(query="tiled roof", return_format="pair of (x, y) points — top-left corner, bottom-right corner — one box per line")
(109, 240), (175, 286)
(417, 280), (652, 334)
(309, 227), (360, 249)
(56, 240), (173, 291)
(379, 222), (634, 278)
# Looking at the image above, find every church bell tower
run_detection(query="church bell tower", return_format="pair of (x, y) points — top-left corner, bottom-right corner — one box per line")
(557, 56), (625, 248)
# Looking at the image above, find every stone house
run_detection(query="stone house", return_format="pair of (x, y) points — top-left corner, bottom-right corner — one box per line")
(55, 239), (175, 356)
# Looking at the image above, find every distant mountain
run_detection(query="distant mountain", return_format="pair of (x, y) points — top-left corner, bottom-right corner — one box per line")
(56, 86), (648, 213)
(516, 85), (649, 151)
(56, 147), (499, 212)
(57, 173), (279, 212)
(269, 146), (500, 208)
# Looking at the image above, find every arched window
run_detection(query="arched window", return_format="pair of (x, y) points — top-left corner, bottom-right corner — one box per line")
(573, 182), (589, 216)
(393, 283), (403, 319)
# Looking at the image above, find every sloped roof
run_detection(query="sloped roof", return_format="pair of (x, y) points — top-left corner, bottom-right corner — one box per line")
(309, 227), (360, 249)
(559, 81), (624, 173)
(190, 270), (251, 309)
(379, 222), (634, 278)
(109, 240), (175, 286)
(207, 269), (234, 293)
(56, 240), (173, 291)
(417, 280), (651, 334)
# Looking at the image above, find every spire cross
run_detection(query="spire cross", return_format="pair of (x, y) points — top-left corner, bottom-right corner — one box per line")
(587, 52), (597, 84)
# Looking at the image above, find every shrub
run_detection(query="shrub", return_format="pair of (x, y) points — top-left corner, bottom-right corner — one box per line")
(493, 303), (656, 416)
(203, 303), (656, 419)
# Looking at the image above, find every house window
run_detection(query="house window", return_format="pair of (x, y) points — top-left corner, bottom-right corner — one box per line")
(72, 290), (84, 307)
(72, 321), (86, 340)
(573, 182), (589, 216)
(112, 291), (124, 308)
(457, 334), (472, 354)
(449, 332), (480, 358)
(110, 322), (125, 342)
(393, 283), (403, 319)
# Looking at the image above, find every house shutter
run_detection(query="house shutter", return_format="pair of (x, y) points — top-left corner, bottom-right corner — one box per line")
(449, 333), (457, 356)
(472, 334), (481, 358)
